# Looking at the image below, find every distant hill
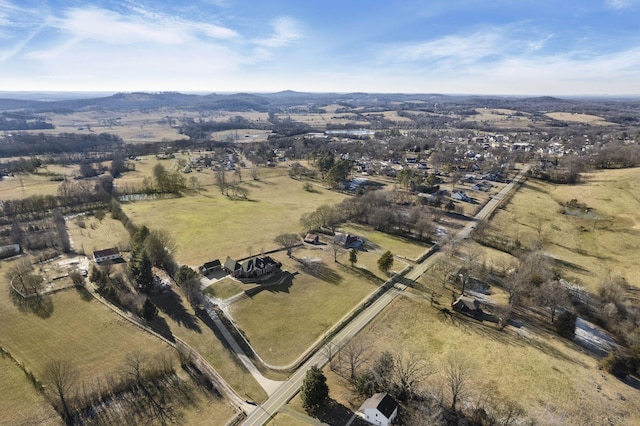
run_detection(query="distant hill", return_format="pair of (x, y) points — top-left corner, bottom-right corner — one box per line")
(0, 91), (638, 117)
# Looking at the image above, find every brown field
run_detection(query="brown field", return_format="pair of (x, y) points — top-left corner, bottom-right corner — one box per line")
(67, 214), (132, 255)
(489, 168), (640, 291)
(0, 355), (60, 426)
(0, 173), (65, 200)
(545, 112), (616, 126)
(465, 108), (535, 127)
(325, 296), (640, 425)
(0, 284), (173, 382)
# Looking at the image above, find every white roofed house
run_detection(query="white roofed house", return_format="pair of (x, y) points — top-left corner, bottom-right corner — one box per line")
(357, 392), (399, 426)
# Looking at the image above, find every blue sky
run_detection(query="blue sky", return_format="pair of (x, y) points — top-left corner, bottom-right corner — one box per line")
(1, 0), (639, 95)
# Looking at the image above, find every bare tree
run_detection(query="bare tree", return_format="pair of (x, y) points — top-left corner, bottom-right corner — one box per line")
(339, 340), (370, 382)
(42, 359), (78, 422)
(215, 169), (227, 194)
(274, 233), (300, 257)
(536, 280), (569, 323)
(392, 350), (433, 400)
(250, 165), (260, 180)
(445, 353), (472, 411)
(434, 260), (455, 289)
(330, 239), (344, 263)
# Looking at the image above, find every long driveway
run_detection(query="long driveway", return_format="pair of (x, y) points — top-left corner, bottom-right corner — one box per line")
(242, 165), (531, 425)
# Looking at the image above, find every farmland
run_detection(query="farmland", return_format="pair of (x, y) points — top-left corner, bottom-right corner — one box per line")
(321, 296), (640, 425)
(121, 166), (347, 267)
(488, 168), (640, 292)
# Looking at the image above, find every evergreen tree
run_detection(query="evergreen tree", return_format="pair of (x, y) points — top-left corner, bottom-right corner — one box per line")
(142, 298), (158, 320)
(138, 251), (154, 292)
(301, 365), (329, 413)
(377, 250), (394, 275)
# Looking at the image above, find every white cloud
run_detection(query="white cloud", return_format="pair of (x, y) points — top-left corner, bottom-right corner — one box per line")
(393, 30), (504, 63)
(604, 0), (639, 9)
(256, 16), (303, 48)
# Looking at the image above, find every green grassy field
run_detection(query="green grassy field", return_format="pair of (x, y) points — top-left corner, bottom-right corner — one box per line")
(228, 248), (382, 366)
(488, 168), (640, 292)
(329, 296), (640, 425)
(122, 167), (347, 267)
(204, 276), (250, 300)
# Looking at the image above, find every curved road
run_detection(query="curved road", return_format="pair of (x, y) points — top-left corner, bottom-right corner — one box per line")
(242, 165), (531, 425)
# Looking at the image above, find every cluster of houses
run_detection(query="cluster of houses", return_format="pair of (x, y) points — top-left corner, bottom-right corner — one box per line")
(200, 255), (282, 280)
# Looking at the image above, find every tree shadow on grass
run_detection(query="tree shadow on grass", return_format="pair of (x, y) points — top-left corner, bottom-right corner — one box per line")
(149, 289), (202, 333)
(298, 259), (343, 284)
(438, 304), (589, 368)
(347, 265), (385, 285)
(75, 285), (94, 302)
(148, 315), (176, 343)
(316, 399), (359, 425)
(264, 272), (294, 294)
(9, 289), (54, 319)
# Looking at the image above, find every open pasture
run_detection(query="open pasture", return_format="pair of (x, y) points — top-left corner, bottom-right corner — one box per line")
(0, 281), (173, 390)
(0, 172), (64, 200)
(331, 296), (640, 425)
(121, 168), (347, 267)
(489, 168), (640, 291)
(0, 355), (60, 425)
(67, 214), (132, 255)
(228, 248), (382, 366)
(545, 112), (616, 126)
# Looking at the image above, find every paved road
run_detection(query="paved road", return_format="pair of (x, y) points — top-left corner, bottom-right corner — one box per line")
(242, 164), (531, 426)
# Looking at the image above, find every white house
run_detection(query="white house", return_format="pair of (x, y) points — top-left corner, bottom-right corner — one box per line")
(93, 247), (122, 264)
(357, 392), (398, 426)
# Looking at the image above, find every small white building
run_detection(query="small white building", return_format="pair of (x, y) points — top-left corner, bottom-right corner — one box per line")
(93, 247), (122, 264)
(357, 392), (398, 426)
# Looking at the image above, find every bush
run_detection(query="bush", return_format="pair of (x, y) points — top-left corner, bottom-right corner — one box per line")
(554, 311), (577, 338)
(600, 352), (630, 378)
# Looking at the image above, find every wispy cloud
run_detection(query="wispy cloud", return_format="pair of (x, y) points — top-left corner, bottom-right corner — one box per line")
(604, 0), (639, 9)
(49, 6), (237, 46)
(256, 16), (303, 48)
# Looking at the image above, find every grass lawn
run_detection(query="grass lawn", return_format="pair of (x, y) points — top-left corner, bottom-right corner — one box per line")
(121, 167), (347, 267)
(204, 276), (249, 300)
(0, 355), (60, 426)
(488, 168), (640, 292)
(339, 223), (430, 260)
(148, 284), (268, 403)
(67, 214), (132, 255)
(334, 296), (640, 425)
(228, 248), (381, 366)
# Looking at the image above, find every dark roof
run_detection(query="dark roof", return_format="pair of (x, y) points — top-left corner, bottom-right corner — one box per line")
(93, 247), (120, 258)
(202, 259), (221, 269)
(360, 393), (398, 419)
